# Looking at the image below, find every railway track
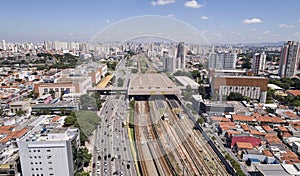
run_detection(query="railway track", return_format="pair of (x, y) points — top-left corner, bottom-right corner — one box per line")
(134, 102), (149, 176)
(141, 101), (174, 176)
(135, 99), (230, 176)
(166, 99), (229, 176)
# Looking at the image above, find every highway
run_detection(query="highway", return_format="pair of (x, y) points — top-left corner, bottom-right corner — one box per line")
(92, 57), (136, 176)
(92, 95), (137, 176)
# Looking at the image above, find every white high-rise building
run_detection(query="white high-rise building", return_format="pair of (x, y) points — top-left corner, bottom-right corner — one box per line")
(208, 51), (237, 69)
(252, 52), (266, 75)
(1, 39), (6, 51)
(163, 51), (176, 73)
(18, 126), (79, 176)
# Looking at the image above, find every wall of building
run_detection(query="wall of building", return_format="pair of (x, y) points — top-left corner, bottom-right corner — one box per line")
(18, 140), (74, 176)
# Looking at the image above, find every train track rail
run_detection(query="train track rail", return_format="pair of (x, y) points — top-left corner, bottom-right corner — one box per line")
(134, 102), (149, 176)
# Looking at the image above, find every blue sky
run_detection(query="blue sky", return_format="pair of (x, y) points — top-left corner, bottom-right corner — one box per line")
(1, 0), (300, 44)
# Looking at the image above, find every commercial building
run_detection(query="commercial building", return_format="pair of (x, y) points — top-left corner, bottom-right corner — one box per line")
(128, 73), (181, 97)
(175, 76), (199, 90)
(34, 76), (92, 98)
(208, 51), (237, 69)
(211, 76), (268, 103)
(279, 41), (300, 78)
(10, 100), (31, 115)
(18, 116), (80, 176)
(176, 42), (185, 70)
(163, 51), (176, 73)
(252, 52), (266, 75)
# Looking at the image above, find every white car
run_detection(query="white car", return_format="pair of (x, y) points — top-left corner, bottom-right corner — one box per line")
(97, 169), (101, 175)
(97, 161), (100, 166)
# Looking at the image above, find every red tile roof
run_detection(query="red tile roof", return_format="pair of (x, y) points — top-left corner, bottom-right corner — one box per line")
(287, 90), (300, 96)
(262, 150), (273, 157)
(284, 111), (299, 119)
(278, 126), (289, 132)
(241, 124), (250, 131)
(235, 142), (254, 150)
(232, 115), (255, 122)
(262, 125), (273, 132)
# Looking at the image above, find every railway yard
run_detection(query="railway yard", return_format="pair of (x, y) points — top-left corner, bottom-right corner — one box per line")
(133, 99), (230, 176)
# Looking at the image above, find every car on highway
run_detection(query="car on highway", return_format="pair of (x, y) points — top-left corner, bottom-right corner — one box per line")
(97, 161), (100, 166)
(97, 169), (101, 175)
(104, 168), (108, 173)
(104, 161), (107, 166)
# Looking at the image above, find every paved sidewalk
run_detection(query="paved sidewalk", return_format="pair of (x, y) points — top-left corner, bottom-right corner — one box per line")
(83, 130), (96, 175)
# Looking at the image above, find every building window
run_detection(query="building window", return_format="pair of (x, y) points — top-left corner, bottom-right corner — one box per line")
(30, 162), (33, 165)
(44, 88), (48, 92)
(31, 168), (34, 170)
(47, 155), (51, 159)
(48, 162), (52, 164)
(34, 156), (37, 158)
(35, 162), (38, 164)
(29, 150), (32, 153)
(30, 156), (32, 159)
(38, 150), (40, 152)
(46, 149), (51, 152)
(49, 167), (53, 170)
(34, 150), (36, 152)
(39, 162), (42, 164)
(38, 156), (41, 158)
(55, 88), (59, 92)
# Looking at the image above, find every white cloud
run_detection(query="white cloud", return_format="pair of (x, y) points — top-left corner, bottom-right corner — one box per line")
(242, 18), (263, 24)
(167, 14), (175, 17)
(293, 32), (300, 36)
(263, 30), (270, 34)
(151, 0), (175, 6)
(278, 24), (294, 28)
(298, 19), (300, 23)
(184, 0), (203, 8)
(201, 16), (209, 20)
(106, 19), (110, 23)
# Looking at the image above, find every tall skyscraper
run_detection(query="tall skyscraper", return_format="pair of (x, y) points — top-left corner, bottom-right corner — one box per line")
(252, 52), (266, 75)
(163, 51), (176, 73)
(208, 51), (237, 69)
(1, 39), (6, 51)
(176, 42), (185, 70)
(279, 41), (300, 78)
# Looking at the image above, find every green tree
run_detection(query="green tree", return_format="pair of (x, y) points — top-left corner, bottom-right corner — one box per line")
(64, 115), (76, 127)
(77, 147), (92, 167)
(117, 78), (124, 87)
(197, 118), (204, 125)
(241, 58), (251, 69)
(227, 92), (244, 101)
(191, 70), (200, 80)
(198, 85), (207, 98)
(16, 110), (26, 116)
(80, 94), (97, 110)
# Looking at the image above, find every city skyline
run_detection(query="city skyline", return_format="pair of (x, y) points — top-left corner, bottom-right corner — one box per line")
(1, 0), (300, 43)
